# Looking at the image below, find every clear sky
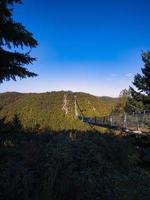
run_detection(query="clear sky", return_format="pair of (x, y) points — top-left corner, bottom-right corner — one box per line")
(1, 0), (150, 97)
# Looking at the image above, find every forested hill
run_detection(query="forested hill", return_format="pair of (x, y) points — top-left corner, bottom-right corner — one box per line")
(0, 91), (117, 131)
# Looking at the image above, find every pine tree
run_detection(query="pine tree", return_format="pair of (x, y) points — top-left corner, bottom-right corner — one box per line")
(125, 89), (144, 112)
(130, 51), (150, 110)
(0, 0), (38, 83)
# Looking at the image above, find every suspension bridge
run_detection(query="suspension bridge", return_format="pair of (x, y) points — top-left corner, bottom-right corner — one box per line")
(74, 96), (150, 133)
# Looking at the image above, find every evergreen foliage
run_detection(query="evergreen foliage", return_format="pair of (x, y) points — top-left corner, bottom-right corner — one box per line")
(0, 91), (116, 132)
(115, 89), (145, 113)
(126, 92), (144, 112)
(0, 0), (38, 83)
(0, 119), (150, 200)
(130, 51), (150, 110)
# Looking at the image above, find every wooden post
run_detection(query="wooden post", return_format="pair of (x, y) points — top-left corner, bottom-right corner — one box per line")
(110, 115), (113, 126)
(136, 112), (140, 131)
(123, 112), (127, 129)
(142, 110), (145, 128)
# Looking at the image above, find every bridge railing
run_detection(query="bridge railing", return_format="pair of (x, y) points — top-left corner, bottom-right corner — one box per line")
(106, 111), (150, 131)
(79, 110), (150, 131)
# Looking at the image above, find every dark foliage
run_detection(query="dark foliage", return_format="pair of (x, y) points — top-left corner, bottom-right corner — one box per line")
(0, 0), (38, 83)
(0, 117), (150, 200)
(130, 51), (150, 110)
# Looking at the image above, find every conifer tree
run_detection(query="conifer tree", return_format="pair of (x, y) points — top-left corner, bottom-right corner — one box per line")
(0, 0), (38, 83)
(130, 51), (150, 110)
(125, 89), (144, 112)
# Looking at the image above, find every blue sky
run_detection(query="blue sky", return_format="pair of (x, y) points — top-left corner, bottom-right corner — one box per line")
(1, 0), (150, 97)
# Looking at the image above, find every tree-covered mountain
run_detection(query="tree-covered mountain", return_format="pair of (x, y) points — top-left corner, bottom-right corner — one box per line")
(0, 91), (116, 131)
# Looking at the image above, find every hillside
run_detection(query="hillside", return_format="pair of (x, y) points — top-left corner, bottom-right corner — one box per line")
(101, 96), (118, 104)
(0, 91), (116, 131)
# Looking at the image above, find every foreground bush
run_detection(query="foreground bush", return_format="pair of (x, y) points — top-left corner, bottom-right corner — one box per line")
(0, 127), (150, 200)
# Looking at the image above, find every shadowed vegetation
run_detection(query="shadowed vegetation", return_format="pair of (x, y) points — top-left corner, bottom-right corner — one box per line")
(0, 0), (38, 83)
(0, 116), (150, 200)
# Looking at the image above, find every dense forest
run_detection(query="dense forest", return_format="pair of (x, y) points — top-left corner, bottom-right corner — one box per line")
(0, 121), (150, 200)
(0, 91), (150, 200)
(0, 91), (116, 132)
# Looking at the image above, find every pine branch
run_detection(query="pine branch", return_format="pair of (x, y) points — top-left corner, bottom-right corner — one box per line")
(0, 48), (36, 65)
(0, 0), (38, 83)
(0, 0), (22, 6)
(0, 19), (38, 48)
(0, 64), (37, 83)
(0, 48), (37, 82)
